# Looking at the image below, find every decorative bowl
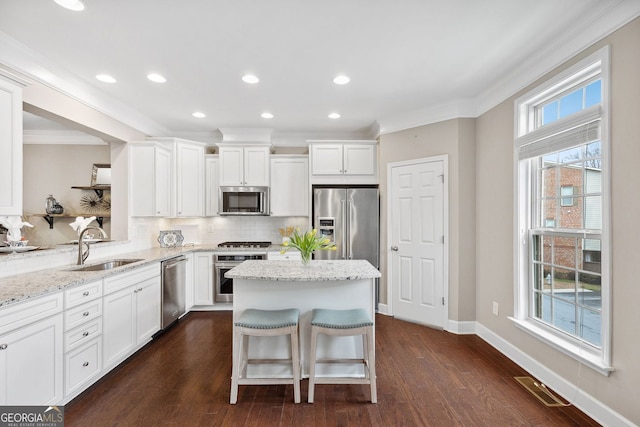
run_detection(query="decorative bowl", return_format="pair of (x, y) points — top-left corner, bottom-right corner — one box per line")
(6, 240), (28, 247)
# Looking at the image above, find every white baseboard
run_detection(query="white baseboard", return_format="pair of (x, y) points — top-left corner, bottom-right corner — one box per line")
(446, 319), (476, 335)
(475, 322), (635, 427)
(376, 303), (389, 315)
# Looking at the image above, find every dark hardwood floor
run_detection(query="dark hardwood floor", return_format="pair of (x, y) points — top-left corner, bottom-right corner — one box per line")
(65, 312), (599, 426)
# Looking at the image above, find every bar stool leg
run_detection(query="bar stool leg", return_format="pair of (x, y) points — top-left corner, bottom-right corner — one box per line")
(307, 327), (319, 403)
(366, 327), (377, 403)
(230, 327), (243, 404)
(290, 325), (301, 403)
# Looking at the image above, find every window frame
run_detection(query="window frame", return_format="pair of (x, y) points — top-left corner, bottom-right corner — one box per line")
(512, 46), (612, 375)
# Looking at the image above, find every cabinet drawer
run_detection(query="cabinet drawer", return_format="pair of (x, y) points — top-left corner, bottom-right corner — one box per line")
(65, 300), (102, 331)
(0, 293), (63, 336)
(64, 318), (102, 352)
(103, 264), (159, 295)
(65, 338), (102, 398)
(65, 280), (102, 309)
(267, 250), (301, 261)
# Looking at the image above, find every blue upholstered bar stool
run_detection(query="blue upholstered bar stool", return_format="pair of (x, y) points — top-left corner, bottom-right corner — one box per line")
(230, 308), (301, 404)
(308, 308), (377, 403)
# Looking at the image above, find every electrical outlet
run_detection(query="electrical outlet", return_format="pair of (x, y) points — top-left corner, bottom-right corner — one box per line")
(492, 301), (499, 316)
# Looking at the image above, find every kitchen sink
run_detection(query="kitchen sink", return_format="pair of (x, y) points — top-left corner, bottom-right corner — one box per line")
(71, 259), (144, 272)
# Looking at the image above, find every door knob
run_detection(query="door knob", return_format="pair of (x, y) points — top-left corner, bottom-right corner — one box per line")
(391, 246), (398, 251)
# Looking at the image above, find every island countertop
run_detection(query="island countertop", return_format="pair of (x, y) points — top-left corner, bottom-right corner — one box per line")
(225, 259), (380, 282)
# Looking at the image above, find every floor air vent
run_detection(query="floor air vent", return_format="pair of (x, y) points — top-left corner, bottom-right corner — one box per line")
(514, 376), (569, 407)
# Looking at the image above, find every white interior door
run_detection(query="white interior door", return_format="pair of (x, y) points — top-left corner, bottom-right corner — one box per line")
(389, 157), (447, 328)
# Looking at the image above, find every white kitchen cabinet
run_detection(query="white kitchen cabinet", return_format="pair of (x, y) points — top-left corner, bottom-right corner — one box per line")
(129, 142), (171, 217)
(0, 74), (24, 215)
(184, 253), (195, 311)
(309, 142), (377, 184)
(270, 156), (309, 216)
(219, 145), (270, 186)
(0, 293), (64, 405)
(130, 138), (204, 217)
(103, 265), (161, 369)
(205, 155), (219, 216)
(267, 249), (301, 261)
(175, 141), (205, 216)
(193, 252), (214, 306)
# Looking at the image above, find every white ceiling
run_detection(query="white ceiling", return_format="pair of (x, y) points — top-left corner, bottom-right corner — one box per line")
(1, 0), (638, 140)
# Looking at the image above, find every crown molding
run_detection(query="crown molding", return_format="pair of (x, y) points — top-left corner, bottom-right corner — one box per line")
(378, 0), (640, 135)
(378, 98), (477, 135)
(0, 31), (171, 137)
(473, 0), (640, 117)
(23, 130), (107, 145)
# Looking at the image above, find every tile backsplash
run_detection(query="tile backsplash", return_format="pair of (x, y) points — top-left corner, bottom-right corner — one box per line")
(169, 216), (310, 245)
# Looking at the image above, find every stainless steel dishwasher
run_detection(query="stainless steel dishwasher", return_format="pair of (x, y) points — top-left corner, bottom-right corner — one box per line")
(161, 255), (187, 330)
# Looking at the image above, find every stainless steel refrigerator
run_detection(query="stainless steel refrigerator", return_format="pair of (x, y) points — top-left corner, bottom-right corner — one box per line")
(312, 186), (379, 269)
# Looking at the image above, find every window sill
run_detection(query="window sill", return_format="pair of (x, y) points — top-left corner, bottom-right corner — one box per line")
(509, 317), (614, 377)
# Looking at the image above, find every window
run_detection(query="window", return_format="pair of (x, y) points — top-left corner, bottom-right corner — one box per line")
(514, 47), (611, 375)
(560, 185), (574, 207)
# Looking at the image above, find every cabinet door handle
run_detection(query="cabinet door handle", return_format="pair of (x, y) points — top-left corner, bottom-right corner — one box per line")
(82, 331), (90, 337)
(83, 362), (89, 367)
(83, 311), (90, 317)
(83, 291), (90, 296)
(391, 245), (399, 251)
(0, 344), (7, 350)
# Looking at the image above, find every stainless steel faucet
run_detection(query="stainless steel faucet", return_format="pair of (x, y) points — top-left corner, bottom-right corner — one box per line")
(77, 226), (108, 265)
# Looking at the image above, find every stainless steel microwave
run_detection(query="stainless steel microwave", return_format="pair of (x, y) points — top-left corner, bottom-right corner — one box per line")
(219, 186), (270, 215)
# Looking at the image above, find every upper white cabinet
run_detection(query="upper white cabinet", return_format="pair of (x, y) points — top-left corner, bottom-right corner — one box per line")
(175, 141), (205, 216)
(219, 145), (270, 186)
(309, 141), (377, 184)
(130, 138), (205, 217)
(205, 155), (219, 216)
(0, 74), (24, 215)
(129, 142), (171, 217)
(270, 156), (309, 217)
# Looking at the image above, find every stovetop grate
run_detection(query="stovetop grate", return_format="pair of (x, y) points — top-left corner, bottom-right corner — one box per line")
(217, 241), (272, 248)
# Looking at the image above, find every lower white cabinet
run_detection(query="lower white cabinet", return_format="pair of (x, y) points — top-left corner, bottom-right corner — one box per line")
(0, 292), (64, 405)
(103, 267), (161, 370)
(193, 252), (214, 306)
(64, 337), (102, 398)
(267, 250), (302, 261)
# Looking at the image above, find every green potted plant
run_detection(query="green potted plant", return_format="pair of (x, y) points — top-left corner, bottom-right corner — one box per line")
(281, 228), (336, 265)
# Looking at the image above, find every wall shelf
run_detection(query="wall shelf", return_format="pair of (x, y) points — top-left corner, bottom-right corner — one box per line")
(27, 213), (110, 229)
(71, 186), (110, 198)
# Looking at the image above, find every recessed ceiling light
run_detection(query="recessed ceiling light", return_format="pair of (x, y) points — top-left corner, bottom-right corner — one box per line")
(192, 112), (206, 118)
(147, 73), (166, 83)
(333, 75), (350, 85)
(242, 74), (259, 84)
(96, 74), (116, 83)
(53, 0), (85, 11)
(328, 113), (341, 119)
(261, 112), (274, 119)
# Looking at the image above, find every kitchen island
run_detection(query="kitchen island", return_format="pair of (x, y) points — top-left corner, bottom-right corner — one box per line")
(226, 259), (380, 378)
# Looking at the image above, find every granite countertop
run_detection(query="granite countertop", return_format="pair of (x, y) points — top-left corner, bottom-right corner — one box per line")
(0, 246), (195, 308)
(0, 243), (304, 308)
(225, 259), (381, 282)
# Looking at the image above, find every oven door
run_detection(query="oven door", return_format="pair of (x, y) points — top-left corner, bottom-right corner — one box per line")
(215, 263), (237, 302)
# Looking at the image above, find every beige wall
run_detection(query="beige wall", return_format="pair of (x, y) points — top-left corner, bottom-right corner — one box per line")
(22, 144), (111, 245)
(476, 17), (640, 423)
(379, 118), (476, 322)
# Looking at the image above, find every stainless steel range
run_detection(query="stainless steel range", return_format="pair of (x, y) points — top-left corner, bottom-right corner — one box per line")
(214, 241), (270, 302)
